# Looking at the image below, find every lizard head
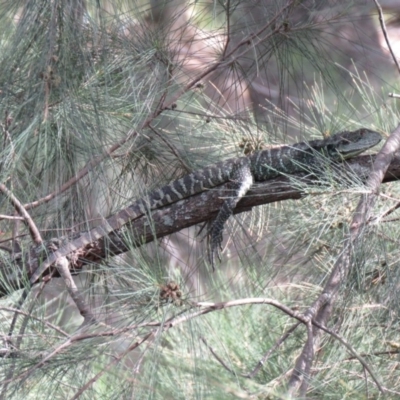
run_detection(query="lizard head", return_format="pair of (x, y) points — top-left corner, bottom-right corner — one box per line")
(326, 128), (382, 160)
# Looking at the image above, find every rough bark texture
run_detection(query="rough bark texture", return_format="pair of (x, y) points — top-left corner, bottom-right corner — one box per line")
(1, 150), (399, 296)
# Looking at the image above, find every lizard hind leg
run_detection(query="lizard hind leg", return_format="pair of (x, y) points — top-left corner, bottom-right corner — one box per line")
(209, 163), (254, 270)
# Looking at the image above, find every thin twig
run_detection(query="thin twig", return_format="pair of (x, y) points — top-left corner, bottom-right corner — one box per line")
(371, 192), (400, 222)
(1, 276), (50, 400)
(210, 319), (302, 379)
(200, 336), (236, 375)
(55, 257), (97, 326)
(346, 349), (400, 359)
(2, 110), (15, 161)
(373, 0), (400, 76)
(312, 320), (384, 394)
(153, 58), (174, 115)
(0, 307), (69, 337)
(298, 321), (314, 397)
(222, 0), (231, 59)
(70, 331), (155, 400)
(22, 132), (138, 210)
(246, 322), (301, 378)
(364, 366), (369, 399)
(0, 184), (42, 244)
(148, 124), (192, 173)
(169, 108), (251, 122)
(0, 215), (24, 221)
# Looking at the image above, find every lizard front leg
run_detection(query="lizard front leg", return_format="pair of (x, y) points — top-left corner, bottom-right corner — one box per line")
(209, 162), (254, 270)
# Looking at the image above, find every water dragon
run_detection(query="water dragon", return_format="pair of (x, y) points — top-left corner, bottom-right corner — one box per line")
(30, 128), (381, 283)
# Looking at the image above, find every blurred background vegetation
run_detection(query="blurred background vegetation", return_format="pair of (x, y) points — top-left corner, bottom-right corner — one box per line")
(1, 0), (400, 398)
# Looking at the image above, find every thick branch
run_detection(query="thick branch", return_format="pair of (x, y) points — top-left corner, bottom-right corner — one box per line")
(1, 152), (400, 295)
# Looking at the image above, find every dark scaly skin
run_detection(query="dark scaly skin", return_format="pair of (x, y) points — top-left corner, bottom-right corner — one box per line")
(208, 128), (382, 267)
(30, 128), (381, 283)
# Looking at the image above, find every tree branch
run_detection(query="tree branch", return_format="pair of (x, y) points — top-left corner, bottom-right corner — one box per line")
(2, 152), (400, 295)
(0, 184), (43, 245)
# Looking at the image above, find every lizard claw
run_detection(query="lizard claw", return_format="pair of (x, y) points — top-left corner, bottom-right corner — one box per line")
(209, 251), (216, 272)
(209, 243), (222, 272)
(208, 222), (224, 271)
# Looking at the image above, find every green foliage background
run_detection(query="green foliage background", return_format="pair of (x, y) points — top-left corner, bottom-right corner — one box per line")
(0, 0), (400, 398)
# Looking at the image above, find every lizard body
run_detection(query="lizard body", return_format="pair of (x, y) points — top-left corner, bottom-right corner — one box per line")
(30, 128), (381, 282)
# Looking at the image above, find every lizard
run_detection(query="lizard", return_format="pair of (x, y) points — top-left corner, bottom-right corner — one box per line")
(29, 128), (381, 283)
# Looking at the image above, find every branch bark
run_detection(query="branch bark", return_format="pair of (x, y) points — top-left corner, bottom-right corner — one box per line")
(1, 152), (400, 296)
